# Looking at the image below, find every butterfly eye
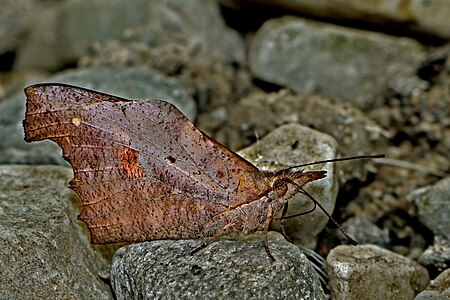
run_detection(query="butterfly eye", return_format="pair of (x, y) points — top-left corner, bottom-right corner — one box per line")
(272, 178), (288, 198)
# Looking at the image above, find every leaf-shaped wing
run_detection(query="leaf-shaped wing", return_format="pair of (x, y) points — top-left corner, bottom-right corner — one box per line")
(24, 84), (270, 243)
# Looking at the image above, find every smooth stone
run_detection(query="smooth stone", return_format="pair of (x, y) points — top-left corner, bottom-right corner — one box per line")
(249, 17), (426, 108)
(326, 244), (430, 300)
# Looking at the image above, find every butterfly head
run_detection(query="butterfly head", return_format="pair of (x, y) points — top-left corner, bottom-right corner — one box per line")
(261, 168), (327, 205)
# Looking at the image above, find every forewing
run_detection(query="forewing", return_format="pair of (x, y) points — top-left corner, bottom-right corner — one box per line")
(23, 84), (269, 243)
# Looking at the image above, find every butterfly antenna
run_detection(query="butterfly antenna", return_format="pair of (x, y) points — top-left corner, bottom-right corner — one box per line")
(279, 180), (357, 245)
(276, 155), (382, 245)
(301, 187), (357, 245)
(284, 154), (385, 171)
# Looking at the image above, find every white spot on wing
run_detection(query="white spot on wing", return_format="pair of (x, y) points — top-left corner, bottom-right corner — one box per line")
(72, 117), (82, 127)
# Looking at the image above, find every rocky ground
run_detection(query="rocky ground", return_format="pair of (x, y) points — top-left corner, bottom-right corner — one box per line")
(0, 0), (449, 299)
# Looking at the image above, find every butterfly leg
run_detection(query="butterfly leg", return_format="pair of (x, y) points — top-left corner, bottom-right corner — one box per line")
(263, 203), (275, 261)
(190, 222), (237, 255)
(280, 202), (293, 243)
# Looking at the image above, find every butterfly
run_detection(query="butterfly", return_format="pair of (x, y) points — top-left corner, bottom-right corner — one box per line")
(24, 83), (370, 259)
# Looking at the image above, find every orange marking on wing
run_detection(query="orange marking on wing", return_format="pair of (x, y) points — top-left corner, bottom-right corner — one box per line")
(117, 147), (145, 179)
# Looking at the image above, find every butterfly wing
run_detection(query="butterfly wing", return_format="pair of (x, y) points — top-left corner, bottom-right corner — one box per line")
(24, 84), (270, 243)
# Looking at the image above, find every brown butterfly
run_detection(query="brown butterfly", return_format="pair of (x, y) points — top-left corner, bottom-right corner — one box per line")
(24, 84), (373, 258)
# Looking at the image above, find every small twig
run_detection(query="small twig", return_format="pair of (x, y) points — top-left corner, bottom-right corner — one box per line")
(374, 158), (448, 177)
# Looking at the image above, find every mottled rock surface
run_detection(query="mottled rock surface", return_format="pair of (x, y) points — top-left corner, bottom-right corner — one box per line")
(111, 232), (326, 300)
(0, 165), (112, 299)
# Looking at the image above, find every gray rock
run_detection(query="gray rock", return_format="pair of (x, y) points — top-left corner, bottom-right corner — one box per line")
(249, 17), (426, 108)
(0, 66), (196, 165)
(415, 177), (450, 240)
(14, 0), (146, 70)
(326, 244), (430, 300)
(49, 66), (196, 120)
(14, 0), (244, 71)
(424, 268), (450, 298)
(419, 236), (450, 271)
(221, 0), (450, 39)
(0, 0), (33, 53)
(0, 165), (112, 299)
(239, 123), (338, 248)
(110, 232), (326, 300)
(123, 0), (245, 66)
(341, 217), (390, 247)
(0, 87), (66, 165)
(221, 91), (387, 183)
(414, 291), (450, 300)
(415, 268), (450, 299)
